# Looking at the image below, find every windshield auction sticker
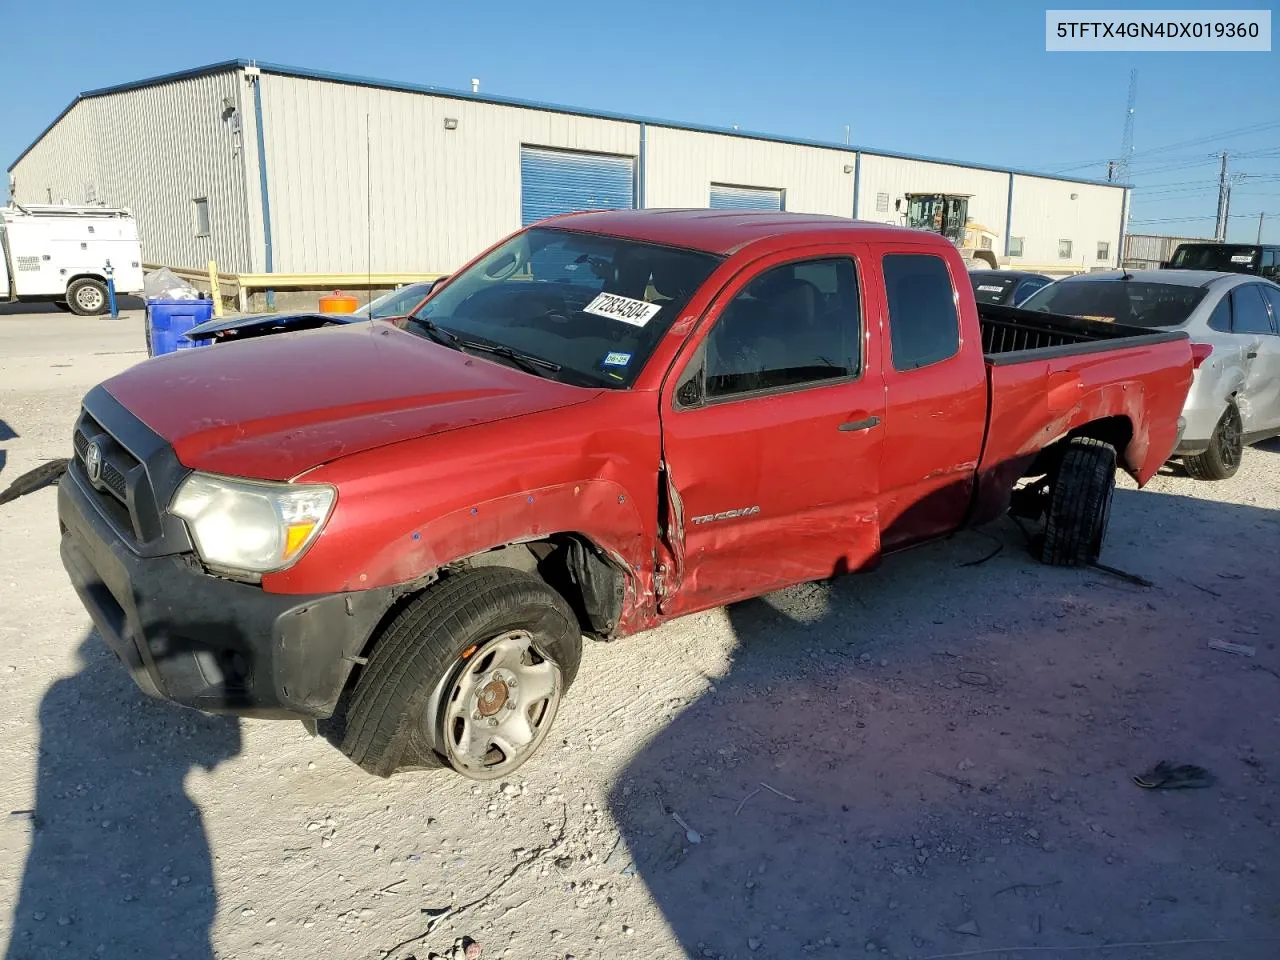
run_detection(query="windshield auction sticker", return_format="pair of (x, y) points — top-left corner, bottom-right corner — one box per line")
(584, 293), (663, 328)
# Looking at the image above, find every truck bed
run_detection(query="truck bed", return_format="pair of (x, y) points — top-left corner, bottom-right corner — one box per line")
(979, 302), (1184, 363)
(975, 302), (1193, 491)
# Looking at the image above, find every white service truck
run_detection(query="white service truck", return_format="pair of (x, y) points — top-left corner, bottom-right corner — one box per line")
(1, 204), (144, 315)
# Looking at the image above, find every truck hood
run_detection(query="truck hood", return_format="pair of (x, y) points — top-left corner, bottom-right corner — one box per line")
(103, 321), (598, 480)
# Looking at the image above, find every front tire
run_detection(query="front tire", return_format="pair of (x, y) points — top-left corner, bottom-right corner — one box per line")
(340, 568), (582, 779)
(1040, 437), (1116, 567)
(1184, 405), (1242, 481)
(66, 278), (108, 316)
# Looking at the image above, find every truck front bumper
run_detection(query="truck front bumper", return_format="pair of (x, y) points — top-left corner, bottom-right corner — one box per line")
(58, 464), (394, 720)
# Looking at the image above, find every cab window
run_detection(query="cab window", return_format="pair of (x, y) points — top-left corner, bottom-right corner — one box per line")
(702, 258), (861, 400)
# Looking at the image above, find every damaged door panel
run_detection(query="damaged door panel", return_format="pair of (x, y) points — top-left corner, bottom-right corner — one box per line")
(657, 248), (886, 617)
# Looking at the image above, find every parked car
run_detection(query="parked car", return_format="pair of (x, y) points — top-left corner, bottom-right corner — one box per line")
(968, 269), (1054, 307)
(1163, 242), (1280, 281)
(57, 211), (1192, 780)
(183, 279), (443, 344)
(1019, 269), (1280, 479)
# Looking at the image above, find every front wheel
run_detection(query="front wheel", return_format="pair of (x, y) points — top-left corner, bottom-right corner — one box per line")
(340, 568), (582, 779)
(1039, 437), (1116, 567)
(1184, 405), (1242, 481)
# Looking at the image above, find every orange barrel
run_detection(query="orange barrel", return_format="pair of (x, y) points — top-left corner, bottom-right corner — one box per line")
(318, 289), (359, 313)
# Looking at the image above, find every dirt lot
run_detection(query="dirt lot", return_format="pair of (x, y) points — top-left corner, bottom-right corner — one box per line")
(1, 311), (1278, 960)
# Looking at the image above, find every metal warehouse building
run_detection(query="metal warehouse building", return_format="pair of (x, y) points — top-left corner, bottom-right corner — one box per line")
(9, 60), (1129, 283)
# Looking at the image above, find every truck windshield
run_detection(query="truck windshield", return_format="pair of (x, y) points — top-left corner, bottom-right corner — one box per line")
(1019, 280), (1208, 328)
(1168, 244), (1260, 273)
(406, 228), (721, 388)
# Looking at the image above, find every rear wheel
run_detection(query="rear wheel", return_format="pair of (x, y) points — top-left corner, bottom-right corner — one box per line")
(1184, 405), (1242, 481)
(66, 278), (107, 316)
(340, 568), (582, 779)
(1039, 437), (1116, 567)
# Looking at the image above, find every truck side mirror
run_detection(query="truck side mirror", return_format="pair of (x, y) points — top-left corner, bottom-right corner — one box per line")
(676, 372), (703, 407)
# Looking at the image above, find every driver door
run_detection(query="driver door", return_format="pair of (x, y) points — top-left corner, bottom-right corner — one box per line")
(658, 247), (885, 616)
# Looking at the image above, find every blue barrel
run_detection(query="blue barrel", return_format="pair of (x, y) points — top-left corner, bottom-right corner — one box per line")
(146, 299), (215, 357)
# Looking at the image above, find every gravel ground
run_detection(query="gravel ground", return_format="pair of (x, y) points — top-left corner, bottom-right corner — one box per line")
(0, 311), (1277, 960)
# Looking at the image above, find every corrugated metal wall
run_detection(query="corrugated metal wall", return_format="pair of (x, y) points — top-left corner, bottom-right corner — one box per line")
(1123, 233), (1210, 265)
(856, 154), (1010, 242)
(257, 74), (638, 274)
(644, 126), (853, 215)
(1008, 175), (1125, 269)
(10, 70), (254, 273)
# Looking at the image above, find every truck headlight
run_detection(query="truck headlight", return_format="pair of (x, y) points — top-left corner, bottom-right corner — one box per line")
(170, 473), (336, 575)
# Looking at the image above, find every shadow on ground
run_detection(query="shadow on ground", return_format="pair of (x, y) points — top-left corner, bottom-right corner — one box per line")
(6, 635), (240, 960)
(0, 418), (14, 477)
(0, 296), (143, 318)
(609, 489), (1280, 959)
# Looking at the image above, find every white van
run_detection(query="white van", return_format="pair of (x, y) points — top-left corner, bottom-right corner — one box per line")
(1, 204), (145, 315)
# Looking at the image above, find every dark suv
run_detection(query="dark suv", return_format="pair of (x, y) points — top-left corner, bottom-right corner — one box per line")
(1164, 243), (1280, 280)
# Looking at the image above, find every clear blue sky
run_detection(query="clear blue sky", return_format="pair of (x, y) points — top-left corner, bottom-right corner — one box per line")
(4, 0), (1277, 242)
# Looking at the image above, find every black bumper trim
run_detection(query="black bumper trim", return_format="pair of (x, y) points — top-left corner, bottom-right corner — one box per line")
(58, 466), (395, 720)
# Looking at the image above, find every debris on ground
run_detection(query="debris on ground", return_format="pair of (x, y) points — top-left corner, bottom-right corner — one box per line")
(1207, 639), (1256, 658)
(1133, 762), (1215, 790)
(0, 458), (68, 506)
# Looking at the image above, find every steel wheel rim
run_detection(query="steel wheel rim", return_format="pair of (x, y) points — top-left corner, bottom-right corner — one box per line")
(76, 285), (104, 311)
(1220, 409), (1242, 468)
(439, 629), (561, 779)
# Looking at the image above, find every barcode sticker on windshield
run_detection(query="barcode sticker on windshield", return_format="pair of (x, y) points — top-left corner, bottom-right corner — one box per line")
(584, 292), (662, 328)
(1231, 254), (1254, 264)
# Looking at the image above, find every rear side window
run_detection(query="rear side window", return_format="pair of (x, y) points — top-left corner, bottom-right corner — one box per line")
(883, 254), (960, 371)
(1207, 296), (1232, 333)
(1014, 277), (1050, 304)
(1262, 250), (1279, 282)
(1232, 286), (1275, 334)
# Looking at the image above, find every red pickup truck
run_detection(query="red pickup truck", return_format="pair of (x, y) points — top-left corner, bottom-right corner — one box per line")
(58, 211), (1192, 780)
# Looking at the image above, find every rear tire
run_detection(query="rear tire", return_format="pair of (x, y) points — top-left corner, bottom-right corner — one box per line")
(1184, 405), (1242, 481)
(340, 568), (582, 779)
(1039, 437), (1116, 567)
(66, 278), (108, 316)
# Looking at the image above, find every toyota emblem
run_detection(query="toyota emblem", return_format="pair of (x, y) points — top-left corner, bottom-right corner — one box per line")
(85, 442), (103, 486)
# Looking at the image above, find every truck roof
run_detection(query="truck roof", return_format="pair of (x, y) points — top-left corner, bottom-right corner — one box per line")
(542, 209), (935, 256)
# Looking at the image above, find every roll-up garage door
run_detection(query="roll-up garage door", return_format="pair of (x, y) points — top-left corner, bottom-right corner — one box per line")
(520, 147), (636, 226)
(708, 184), (785, 211)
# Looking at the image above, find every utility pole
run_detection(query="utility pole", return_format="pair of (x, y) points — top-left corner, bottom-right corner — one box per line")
(1214, 152), (1230, 242)
(1259, 212), (1266, 244)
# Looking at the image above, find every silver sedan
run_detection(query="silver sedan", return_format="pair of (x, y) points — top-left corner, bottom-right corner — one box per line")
(1019, 269), (1280, 479)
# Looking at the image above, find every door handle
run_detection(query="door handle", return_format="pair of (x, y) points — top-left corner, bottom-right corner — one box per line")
(838, 415), (881, 432)
(1247, 350), (1259, 359)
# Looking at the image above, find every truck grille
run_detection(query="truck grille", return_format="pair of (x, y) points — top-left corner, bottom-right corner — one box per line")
(68, 385), (194, 558)
(72, 410), (148, 542)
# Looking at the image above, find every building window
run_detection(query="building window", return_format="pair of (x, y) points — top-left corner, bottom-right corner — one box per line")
(875, 192), (890, 213)
(193, 198), (210, 237)
(1008, 237), (1024, 257)
(883, 253), (960, 372)
(1097, 241), (1110, 261)
(1058, 239), (1073, 259)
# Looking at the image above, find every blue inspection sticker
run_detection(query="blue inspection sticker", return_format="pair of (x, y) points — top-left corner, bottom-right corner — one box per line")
(602, 351), (632, 367)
